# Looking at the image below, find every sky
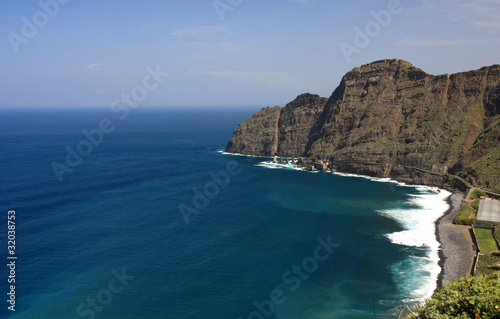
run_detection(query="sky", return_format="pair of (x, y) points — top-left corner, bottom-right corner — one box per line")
(0, 0), (499, 108)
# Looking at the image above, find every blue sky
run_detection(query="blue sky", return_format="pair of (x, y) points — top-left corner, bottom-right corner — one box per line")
(1, 0), (499, 108)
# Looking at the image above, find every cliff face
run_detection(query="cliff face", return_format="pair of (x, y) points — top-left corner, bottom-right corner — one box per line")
(226, 93), (328, 157)
(225, 106), (281, 155)
(226, 59), (500, 191)
(277, 94), (329, 157)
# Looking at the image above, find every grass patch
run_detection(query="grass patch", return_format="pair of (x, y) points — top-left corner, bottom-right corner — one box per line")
(475, 228), (499, 253)
(475, 253), (500, 276)
(470, 189), (488, 200)
(471, 199), (480, 210)
(454, 202), (477, 225)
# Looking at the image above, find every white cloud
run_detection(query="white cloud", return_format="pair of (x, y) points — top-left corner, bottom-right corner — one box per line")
(395, 38), (490, 46)
(420, 0), (500, 29)
(190, 70), (309, 89)
(471, 20), (500, 28)
(193, 70), (282, 79)
(168, 25), (239, 54)
(169, 25), (227, 39)
(86, 63), (104, 72)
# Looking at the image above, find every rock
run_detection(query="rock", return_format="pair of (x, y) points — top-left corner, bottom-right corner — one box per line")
(225, 59), (500, 191)
(225, 106), (281, 156)
(226, 93), (328, 157)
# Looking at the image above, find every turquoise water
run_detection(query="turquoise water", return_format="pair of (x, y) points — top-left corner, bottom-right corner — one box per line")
(0, 108), (449, 318)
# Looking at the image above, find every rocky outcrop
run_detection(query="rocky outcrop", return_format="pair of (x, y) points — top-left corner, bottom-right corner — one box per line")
(225, 59), (500, 191)
(225, 106), (281, 155)
(226, 93), (328, 157)
(277, 93), (329, 157)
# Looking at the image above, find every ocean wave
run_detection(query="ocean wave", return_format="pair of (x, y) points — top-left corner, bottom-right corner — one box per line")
(256, 162), (314, 172)
(218, 150), (271, 159)
(380, 189), (451, 301)
(248, 155), (451, 303)
(330, 170), (440, 191)
(330, 167), (451, 301)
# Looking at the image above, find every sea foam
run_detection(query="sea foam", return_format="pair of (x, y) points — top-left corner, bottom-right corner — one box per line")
(246, 157), (451, 303)
(380, 189), (451, 301)
(256, 161), (312, 172)
(218, 150), (270, 159)
(330, 168), (452, 301)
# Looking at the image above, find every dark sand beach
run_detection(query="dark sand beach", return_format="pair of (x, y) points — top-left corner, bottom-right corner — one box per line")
(436, 193), (475, 288)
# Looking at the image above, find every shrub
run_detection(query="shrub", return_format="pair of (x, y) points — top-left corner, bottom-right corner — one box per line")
(454, 203), (477, 225)
(405, 275), (500, 319)
(476, 254), (500, 276)
(472, 199), (481, 210)
(471, 189), (488, 200)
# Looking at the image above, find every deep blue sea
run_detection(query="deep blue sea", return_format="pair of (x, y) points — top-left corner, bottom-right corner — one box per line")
(0, 108), (450, 319)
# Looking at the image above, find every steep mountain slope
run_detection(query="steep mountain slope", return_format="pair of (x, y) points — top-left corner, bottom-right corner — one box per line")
(225, 106), (281, 155)
(226, 94), (328, 156)
(226, 59), (500, 191)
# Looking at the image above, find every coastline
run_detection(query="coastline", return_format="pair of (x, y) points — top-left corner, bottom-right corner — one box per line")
(435, 192), (473, 289)
(222, 152), (473, 299)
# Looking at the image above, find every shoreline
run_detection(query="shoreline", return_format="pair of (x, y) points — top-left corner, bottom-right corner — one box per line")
(221, 153), (472, 298)
(435, 192), (473, 290)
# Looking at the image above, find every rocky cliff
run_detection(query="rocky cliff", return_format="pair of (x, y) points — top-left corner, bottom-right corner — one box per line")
(226, 93), (329, 156)
(226, 59), (500, 191)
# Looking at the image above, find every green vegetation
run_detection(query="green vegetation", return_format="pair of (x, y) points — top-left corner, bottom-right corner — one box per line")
(476, 253), (500, 276)
(455, 202), (477, 225)
(471, 190), (488, 200)
(472, 199), (481, 210)
(495, 228), (500, 242)
(404, 275), (500, 319)
(450, 103), (484, 151)
(469, 145), (500, 191)
(475, 228), (499, 253)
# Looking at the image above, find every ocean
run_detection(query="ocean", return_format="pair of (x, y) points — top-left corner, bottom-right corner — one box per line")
(0, 108), (450, 319)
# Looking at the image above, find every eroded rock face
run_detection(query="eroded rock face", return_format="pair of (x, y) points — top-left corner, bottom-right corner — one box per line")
(226, 59), (500, 190)
(225, 106), (281, 156)
(226, 93), (328, 157)
(277, 94), (329, 157)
